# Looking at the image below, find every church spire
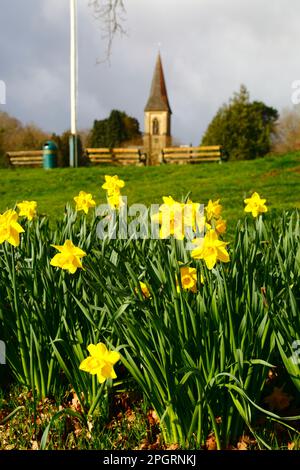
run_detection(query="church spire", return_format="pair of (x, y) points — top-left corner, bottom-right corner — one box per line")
(144, 53), (172, 113)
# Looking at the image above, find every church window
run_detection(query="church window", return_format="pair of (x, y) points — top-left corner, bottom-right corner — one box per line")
(152, 118), (159, 135)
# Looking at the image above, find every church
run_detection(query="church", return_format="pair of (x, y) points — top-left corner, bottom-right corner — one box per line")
(83, 54), (221, 166)
(143, 53), (172, 165)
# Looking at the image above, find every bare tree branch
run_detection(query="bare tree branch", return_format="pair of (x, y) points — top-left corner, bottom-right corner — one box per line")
(88, 0), (126, 63)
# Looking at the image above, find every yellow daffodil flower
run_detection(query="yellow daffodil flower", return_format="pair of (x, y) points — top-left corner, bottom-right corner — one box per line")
(74, 191), (96, 214)
(244, 192), (268, 218)
(176, 266), (198, 293)
(152, 196), (205, 240)
(215, 217), (227, 235)
(50, 239), (86, 274)
(79, 343), (120, 384)
(160, 207), (185, 239)
(191, 229), (230, 270)
(102, 175), (125, 194)
(152, 197), (188, 239)
(107, 191), (124, 210)
(0, 209), (25, 247)
(151, 197), (183, 239)
(162, 196), (180, 207)
(135, 281), (151, 299)
(17, 201), (37, 221)
(102, 175), (125, 210)
(205, 199), (222, 222)
(183, 199), (201, 232)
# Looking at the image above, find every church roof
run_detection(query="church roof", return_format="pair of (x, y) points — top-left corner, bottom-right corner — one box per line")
(144, 53), (172, 113)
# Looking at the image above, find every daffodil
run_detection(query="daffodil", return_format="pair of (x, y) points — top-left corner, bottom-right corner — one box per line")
(152, 196), (205, 239)
(176, 267), (198, 293)
(74, 191), (96, 214)
(215, 217), (227, 235)
(205, 199), (222, 222)
(102, 175), (125, 210)
(135, 281), (151, 299)
(0, 209), (25, 247)
(102, 175), (125, 194)
(161, 206), (185, 239)
(183, 199), (202, 232)
(191, 229), (230, 270)
(79, 343), (120, 384)
(50, 240), (86, 274)
(244, 192), (268, 218)
(152, 196), (185, 239)
(17, 201), (37, 221)
(107, 191), (124, 210)
(162, 196), (179, 207)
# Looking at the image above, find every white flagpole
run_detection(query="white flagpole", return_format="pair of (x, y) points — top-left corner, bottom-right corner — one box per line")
(70, 0), (78, 167)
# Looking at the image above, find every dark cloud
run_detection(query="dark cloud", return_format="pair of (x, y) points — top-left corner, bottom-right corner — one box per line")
(0, 0), (299, 144)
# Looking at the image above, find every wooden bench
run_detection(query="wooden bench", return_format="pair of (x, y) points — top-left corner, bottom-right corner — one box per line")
(161, 146), (222, 164)
(85, 148), (147, 166)
(6, 151), (43, 168)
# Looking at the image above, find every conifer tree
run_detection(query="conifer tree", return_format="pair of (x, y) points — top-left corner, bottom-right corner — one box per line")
(202, 85), (278, 160)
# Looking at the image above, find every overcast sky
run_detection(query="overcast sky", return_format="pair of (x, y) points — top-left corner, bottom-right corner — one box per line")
(0, 0), (300, 144)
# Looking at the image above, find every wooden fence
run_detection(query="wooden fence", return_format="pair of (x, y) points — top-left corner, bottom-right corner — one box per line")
(6, 151), (43, 167)
(6, 146), (222, 168)
(161, 146), (222, 164)
(85, 148), (147, 166)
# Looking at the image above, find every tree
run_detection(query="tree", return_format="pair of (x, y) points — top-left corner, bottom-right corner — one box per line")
(21, 124), (48, 150)
(272, 106), (300, 153)
(107, 110), (127, 147)
(89, 0), (126, 61)
(201, 85), (279, 160)
(90, 109), (141, 148)
(0, 111), (48, 167)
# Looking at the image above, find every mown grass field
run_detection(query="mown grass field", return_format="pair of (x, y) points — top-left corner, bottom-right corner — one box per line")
(1, 152), (299, 229)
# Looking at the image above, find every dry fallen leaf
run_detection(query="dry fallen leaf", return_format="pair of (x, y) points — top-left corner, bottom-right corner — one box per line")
(87, 418), (93, 434)
(70, 391), (82, 413)
(166, 443), (179, 450)
(260, 286), (268, 307)
(205, 433), (217, 450)
(31, 440), (39, 451)
(125, 409), (136, 424)
(139, 438), (149, 450)
(74, 420), (82, 438)
(237, 440), (248, 451)
(147, 409), (160, 426)
(264, 386), (292, 411)
(148, 434), (162, 450)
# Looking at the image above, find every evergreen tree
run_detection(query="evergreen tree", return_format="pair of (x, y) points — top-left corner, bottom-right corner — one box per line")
(90, 110), (141, 148)
(91, 119), (109, 148)
(201, 85), (278, 160)
(108, 110), (127, 147)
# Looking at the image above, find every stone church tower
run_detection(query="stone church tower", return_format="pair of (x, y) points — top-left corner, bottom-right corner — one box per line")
(143, 53), (172, 165)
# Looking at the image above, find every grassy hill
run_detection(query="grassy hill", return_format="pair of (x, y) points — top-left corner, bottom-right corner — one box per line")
(1, 152), (299, 231)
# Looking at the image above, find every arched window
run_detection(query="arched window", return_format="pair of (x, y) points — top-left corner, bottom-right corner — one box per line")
(152, 118), (159, 135)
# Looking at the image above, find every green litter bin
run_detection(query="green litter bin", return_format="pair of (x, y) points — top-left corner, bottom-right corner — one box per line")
(43, 141), (58, 169)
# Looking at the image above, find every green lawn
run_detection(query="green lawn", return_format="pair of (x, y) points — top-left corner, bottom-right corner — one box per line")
(1, 152), (299, 228)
